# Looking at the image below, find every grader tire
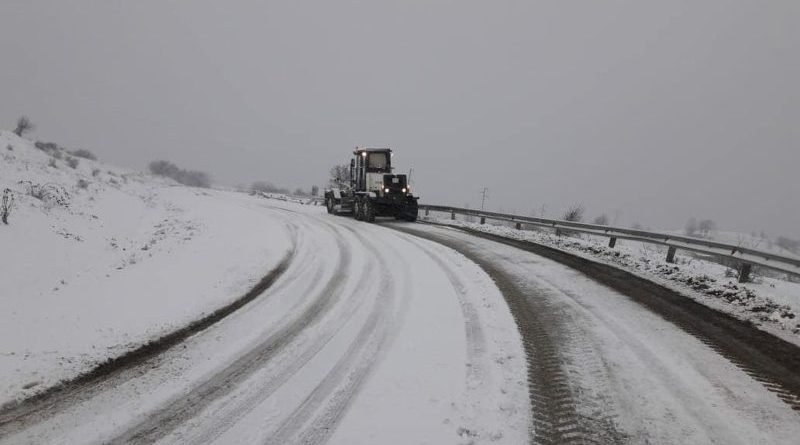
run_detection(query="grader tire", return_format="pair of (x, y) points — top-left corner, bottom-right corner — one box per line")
(364, 200), (376, 222)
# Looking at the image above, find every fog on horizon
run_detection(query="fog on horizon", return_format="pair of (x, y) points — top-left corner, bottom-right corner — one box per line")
(1, 0), (798, 239)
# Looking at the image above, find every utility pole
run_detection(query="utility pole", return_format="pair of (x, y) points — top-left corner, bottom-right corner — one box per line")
(480, 187), (488, 211)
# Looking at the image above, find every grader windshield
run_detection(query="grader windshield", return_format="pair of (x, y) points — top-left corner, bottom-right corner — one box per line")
(367, 152), (389, 171)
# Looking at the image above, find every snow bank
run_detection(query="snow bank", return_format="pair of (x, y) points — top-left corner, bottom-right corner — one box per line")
(424, 214), (800, 343)
(0, 131), (293, 406)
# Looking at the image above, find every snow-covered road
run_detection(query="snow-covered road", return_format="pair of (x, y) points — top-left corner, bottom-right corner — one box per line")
(3, 193), (800, 444)
(393, 223), (800, 444)
(0, 203), (529, 445)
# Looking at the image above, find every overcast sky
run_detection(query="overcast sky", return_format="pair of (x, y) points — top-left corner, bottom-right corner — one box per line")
(1, 1), (798, 238)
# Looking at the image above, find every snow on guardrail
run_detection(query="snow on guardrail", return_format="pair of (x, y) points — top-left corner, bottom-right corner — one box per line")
(420, 204), (800, 283)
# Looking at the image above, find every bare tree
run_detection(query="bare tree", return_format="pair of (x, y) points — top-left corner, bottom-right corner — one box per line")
(593, 214), (609, 225)
(698, 219), (717, 238)
(329, 164), (351, 188)
(13, 116), (34, 137)
(311, 185), (320, 196)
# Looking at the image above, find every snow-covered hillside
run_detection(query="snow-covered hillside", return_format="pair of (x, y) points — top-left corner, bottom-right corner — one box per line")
(0, 131), (293, 406)
(0, 141), (532, 443)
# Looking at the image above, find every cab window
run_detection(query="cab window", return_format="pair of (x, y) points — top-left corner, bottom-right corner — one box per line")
(368, 152), (388, 170)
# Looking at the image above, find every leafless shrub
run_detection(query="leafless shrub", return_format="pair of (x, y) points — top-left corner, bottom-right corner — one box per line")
(66, 156), (79, 169)
(179, 170), (211, 188)
(1, 189), (14, 224)
(593, 214), (609, 225)
(562, 204), (584, 222)
(557, 203), (584, 237)
(35, 141), (66, 161)
(18, 181), (70, 207)
(70, 149), (98, 160)
(311, 185), (319, 196)
(148, 160), (211, 188)
(35, 141), (58, 151)
(13, 116), (34, 137)
(293, 187), (307, 196)
(148, 160), (178, 177)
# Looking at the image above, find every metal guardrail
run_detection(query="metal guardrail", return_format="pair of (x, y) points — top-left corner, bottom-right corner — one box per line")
(420, 204), (800, 283)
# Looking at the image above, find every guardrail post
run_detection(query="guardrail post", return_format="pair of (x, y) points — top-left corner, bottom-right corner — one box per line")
(425, 207), (429, 216)
(515, 222), (522, 230)
(666, 247), (677, 263)
(451, 210), (455, 220)
(608, 237), (617, 248)
(738, 263), (752, 283)
(480, 216), (485, 224)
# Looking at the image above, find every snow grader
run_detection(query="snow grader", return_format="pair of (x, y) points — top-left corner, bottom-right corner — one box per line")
(324, 147), (419, 222)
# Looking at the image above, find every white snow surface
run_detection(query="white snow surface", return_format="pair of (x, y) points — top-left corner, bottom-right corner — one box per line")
(0, 131), (291, 404)
(425, 214), (800, 343)
(0, 132), (529, 443)
(404, 223), (800, 444)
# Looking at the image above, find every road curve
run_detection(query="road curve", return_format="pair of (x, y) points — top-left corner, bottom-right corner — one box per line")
(388, 222), (800, 444)
(0, 204), (529, 445)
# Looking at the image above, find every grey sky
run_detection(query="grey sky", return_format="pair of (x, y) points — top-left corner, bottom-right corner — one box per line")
(1, 1), (798, 238)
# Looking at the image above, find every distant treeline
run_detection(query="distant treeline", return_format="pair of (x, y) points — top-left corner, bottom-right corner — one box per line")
(148, 160), (211, 188)
(250, 181), (317, 197)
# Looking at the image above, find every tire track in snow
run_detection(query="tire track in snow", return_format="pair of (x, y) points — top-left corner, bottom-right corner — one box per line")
(0, 216), (300, 439)
(109, 219), (355, 444)
(445, 225), (800, 414)
(263, 223), (404, 445)
(391, 225), (626, 445)
(399, 235), (488, 388)
(168, 217), (387, 444)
